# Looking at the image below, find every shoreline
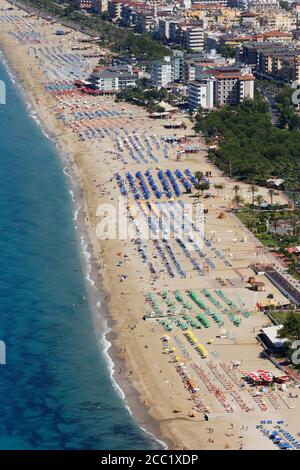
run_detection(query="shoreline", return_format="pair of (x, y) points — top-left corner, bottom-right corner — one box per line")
(0, 42), (169, 449)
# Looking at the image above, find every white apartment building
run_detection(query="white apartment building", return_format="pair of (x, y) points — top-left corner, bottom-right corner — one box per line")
(188, 67), (255, 108)
(194, 0), (228, 5)
(184, 61), (196, 82)
(90, 68), (137, 92)
(182, 27), (204, 52)
(260, 10), (297, 31)
(181, 0), (192, 8)
(214, 72), (241, 106)
(151, 58), (172, 88)
(214, 67), (254, 106)
(188, 78), (215, 109)
(246, 0), (279, 9)
(240, 73), (255, 101)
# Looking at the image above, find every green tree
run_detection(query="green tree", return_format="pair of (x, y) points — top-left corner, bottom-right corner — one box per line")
(233, 184), (240, 197)
(255, 194), (265, 210)
(232, 194), (244, 208)
(268, 189), (276, 205)
(217, 43), (235, 59)
(249, 184), (258, 207)
(195, 95), (300, 183)
(195, 171), (204, 182)
(214, 183), (224, 196)
(278, 314), (300, 343)
(195, 181), (209, 198)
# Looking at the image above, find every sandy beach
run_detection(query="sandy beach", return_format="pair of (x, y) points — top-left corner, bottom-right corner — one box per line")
(1, 1), (300, 450)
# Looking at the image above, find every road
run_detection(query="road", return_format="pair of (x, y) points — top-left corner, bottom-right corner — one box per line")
(256, 85), (280, 126)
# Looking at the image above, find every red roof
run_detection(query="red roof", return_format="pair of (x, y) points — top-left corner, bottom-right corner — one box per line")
(242, 11), (257, 17)
(263, 30), (292, 38)
(215, 73), (240, 79)
(111, 0), (145, 4)
(198, 62), (219, 67)
(226, 31), (291, 43)
(241, 74), (255, 81)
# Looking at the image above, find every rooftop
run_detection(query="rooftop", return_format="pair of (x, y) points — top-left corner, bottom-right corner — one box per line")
(261, 325), (286, 349)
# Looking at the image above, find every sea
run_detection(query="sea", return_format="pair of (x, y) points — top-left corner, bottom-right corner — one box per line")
(0, 56), (159, 449)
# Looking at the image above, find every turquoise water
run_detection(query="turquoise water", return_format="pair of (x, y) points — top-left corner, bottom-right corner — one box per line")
(0, 58), (156, 449)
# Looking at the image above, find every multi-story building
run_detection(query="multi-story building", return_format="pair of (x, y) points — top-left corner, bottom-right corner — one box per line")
(262, 31), (293, 44)
(181, 0), (192, 8)
(234, 0), (279, 8)
(72, 0), (94, 9)
(184, 51), (228, 83)
(151, 58), (172, 88)
(187, 66), (255, 109)
(259, 9), (297, 31)
(240, 42), (287, 68)
(135, 10), (157, 33)
(281, 56), (300, 83)
(107, 0), (123, 19)
(171, 51), (184, 81)
(239, 70), (255, 102)
(188, 78), (215, 109)
(169, 21), (181, 44)
(150, 52), (185, 87)
(214, 69), (242, 106)
(192, 0), (228, 6)
(258, 50), (300, 82)
(240, 11), (258, 28)
(182, 26), (204, 51)
(90, 66), (137, 92)
(213, 8), (241, 28)
(120, 3), (142, 27)
(240, 41), (300, 83)
(184, 60), (196, 82)
(227, 31), (293, 52)
(96, 0), (108, 13)
(158, 18), (171, 40)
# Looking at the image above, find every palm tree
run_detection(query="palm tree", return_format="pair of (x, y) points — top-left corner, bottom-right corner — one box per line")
(267, 293), (274, 306)
(194, 172), (204, 199)
(269, 213), (280, 249)
(233, 184), (240, 197)
(248, 184), (258, 207)
(255, 194), (265, 211)
(232, 194), (244, 209)
(273, 216), (279, 236)
(214, 183), (224, 196)
(286, 181), (298, 237)
(268, 189), (275, 206)
(195, 181), (209, 199)
(195, 171), (203, 183)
